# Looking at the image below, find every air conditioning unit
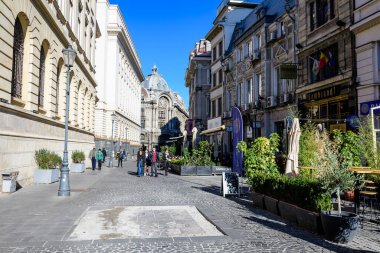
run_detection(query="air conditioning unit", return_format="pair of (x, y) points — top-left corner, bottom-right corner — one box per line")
(279, 93), (289, 104)
(222, 111), (232, 118)
(270, 31), (278, 41)
(267, 96), (277, 108)
(223, 63), (230, 72)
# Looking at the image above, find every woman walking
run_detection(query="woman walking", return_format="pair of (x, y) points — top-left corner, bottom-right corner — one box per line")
(137, 149), (145, 177)
(96, 148), (104, 170)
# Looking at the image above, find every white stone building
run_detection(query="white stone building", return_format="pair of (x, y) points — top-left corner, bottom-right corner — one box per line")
(141, 66), (188, 151)
(351, 0), (380, 119)
(0, 0), (99, 186)
(95, 0), (144, 154)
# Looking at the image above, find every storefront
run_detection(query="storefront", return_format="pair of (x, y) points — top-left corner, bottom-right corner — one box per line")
(299, 84), (356, 132)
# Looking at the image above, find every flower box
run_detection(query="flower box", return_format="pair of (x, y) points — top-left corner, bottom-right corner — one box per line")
(278, 201), (298, 224)
(196, 166), (212, 176)
(264, 195), (279, 215)
(295, 207), (322, 234)
(251, 191), (265, 209)
(34, 168), (59, 184)
(70, 163), (85, 173)
(211, 166), (231, 175)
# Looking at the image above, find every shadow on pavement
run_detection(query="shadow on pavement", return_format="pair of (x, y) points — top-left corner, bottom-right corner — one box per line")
(190, 185), (377, 253)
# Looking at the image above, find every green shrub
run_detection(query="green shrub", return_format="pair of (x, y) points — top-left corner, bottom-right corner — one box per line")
(359, 117), (380, 169)
(34, 149), (62, 170)
(332, 130), (361, 168)
(238, 133), (280, 179)
(168, 146), (176, 156)
(299, 122), (319, 166)
(191, 141), (215, 166)
(251, 171), (332, 212)
(71, 150), (85, 163)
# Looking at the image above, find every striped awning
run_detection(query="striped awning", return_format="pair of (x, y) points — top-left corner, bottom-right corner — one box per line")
(200, 125), (225, 136)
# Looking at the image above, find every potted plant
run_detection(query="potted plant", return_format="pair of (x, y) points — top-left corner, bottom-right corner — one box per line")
(193, 141), (214, 175)
(34, 149), (61, 184)
(71, 150), (86, 173)
(315, 133), (359, 243)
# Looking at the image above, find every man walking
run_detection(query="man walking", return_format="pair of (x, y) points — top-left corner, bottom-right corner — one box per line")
(117, 147), (123, 167)
(149, 147), (159, 177)
(89, 147), (96, 170)
(102, 148), (106, 163)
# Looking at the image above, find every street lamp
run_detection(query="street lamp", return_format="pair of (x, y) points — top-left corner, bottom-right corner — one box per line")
(58, 45), (77, 197)
(108, 112), (116, 167)
(149, 88), (154, 150)
(125, 126), (128, 154)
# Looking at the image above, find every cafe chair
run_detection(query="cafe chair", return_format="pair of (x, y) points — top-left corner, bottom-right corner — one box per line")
(359, 180), (378, 227)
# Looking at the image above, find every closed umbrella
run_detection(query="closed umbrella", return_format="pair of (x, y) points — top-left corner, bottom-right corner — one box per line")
(285, 118), (301, 176)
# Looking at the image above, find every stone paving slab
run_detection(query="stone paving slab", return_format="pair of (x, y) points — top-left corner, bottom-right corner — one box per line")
(0, 160), (379, 252)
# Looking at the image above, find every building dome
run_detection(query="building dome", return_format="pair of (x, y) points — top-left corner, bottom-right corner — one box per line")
(141, 65), (170, 92)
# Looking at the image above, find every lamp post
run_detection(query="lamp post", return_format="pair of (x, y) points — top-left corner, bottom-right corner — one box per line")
(125, 126), (128, 154)
(108, 112), (116, 167)
(58, 45), (77, 197)
(149, 88), (154, 150)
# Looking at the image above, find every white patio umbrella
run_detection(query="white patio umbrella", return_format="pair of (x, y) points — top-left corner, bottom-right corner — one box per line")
(285, 118), (301, 176)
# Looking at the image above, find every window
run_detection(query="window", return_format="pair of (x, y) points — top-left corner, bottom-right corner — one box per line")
(309, 43), (339, 84)
(248, 40), (253, 56)
(212, 73), (217, 87)
(217, 97), (222, 117)
(236, 47), (242, 63)
(309, 0), (335, 31)
(212, 47), (216, 62)
(255, 34), (261, 51)
(212, 100), (216, 118)
(11, 17), (25, 99)
(279, 21), (285, 37)
(236, 84), (241, 106)
(218, 41), (223, 58)
(247, 79), (253, 104)
(158, 110), (165, 119)
(56, 60), (63, 114)
(218, 69), (223, 85)
(38, 45), (46, 108)
(254, 74), (262, 100)
(243, 42), (249, 58)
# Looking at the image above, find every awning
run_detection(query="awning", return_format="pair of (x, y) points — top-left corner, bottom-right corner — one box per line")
(200, 125), (225, 136)
(128, 141), (141, 147)
(169, 136), (183, 140)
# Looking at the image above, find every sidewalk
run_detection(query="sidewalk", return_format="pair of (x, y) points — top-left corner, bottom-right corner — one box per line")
(0, 160), (379, 252)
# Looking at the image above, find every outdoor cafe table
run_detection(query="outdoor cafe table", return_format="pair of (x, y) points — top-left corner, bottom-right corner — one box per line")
(349, 167), (378, 214)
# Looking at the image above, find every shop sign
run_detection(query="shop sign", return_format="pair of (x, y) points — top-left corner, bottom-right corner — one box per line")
(226, 126), (233, 132)
(279, 63), (298, 79)
(360, 100), (380, 115)
(307, 86), (340, 101)
(207, 117), (222, 129)
(330, 123), (346, 132)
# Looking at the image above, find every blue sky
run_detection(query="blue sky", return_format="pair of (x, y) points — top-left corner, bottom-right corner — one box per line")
(109, 0), (222, 107)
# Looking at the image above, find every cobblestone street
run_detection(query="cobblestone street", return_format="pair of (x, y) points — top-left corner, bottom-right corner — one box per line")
(0, 160), (379, 253)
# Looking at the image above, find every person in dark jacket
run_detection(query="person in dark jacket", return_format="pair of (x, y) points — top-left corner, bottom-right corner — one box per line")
(136, 149), (145, 177)
(162, 150), (172, 176)
(102, 148), (106, 163)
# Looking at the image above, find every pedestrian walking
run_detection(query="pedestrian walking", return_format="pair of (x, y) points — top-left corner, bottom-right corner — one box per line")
(149, 147), (159, 177)
(162, 150), (172, 176)
(122, 149), (127, 161)
(89, 147), (96, 170)
(137, 149), (145, 177)
(102, 148), (106, 163)
(96, 148), (104, 170)
(117, 147), (124, 167)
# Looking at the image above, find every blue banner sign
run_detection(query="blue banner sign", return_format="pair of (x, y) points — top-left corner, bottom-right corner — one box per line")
(360, 100), (380, 115)
(232, 106), (243, 176)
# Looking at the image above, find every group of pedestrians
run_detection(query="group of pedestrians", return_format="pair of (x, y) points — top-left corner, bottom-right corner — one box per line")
(89, 147), (106, 171)
(136, 147), (172, 177)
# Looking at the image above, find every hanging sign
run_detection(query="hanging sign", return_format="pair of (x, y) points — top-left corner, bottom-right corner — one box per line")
(232, 106), (243, 176)
(279, 63), (298, 79)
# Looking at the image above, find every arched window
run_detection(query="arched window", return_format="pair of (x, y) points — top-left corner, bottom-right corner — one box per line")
(11, 18), (25, 99)
(56, 59), (64, 115)
(38, 45), (46, 107)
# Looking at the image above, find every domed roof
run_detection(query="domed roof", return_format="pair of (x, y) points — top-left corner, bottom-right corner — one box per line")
(141, 65), (170, 92)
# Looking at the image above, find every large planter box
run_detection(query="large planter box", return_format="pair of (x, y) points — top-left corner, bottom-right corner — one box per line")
(180, 165), (197, 176)
(251, 191), (265, 209)
(171, 164), (181, 174)
(264, 196), (279, 215)
(295, 207), (321, 234)
(211, 166), (231, 175)
(70, 163), (85, 173)
(321, 211), (359, 243)
(196, 166), (212, 176)
(278, 201), (298, 224)
(34, 168), (59, 184)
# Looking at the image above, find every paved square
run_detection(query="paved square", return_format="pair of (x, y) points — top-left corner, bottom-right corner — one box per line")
(69, 205), (223, 240)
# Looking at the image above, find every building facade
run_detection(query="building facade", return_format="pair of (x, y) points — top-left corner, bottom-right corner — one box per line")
(0, 0), (99, 186)
(296, 0), (356, 132)
(185, 39), (212, 143)
(95, 0), (144, 155)
(204, 0), (258, 162)
(141, 66), (188, 150)
(351, 0), (380, 120)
